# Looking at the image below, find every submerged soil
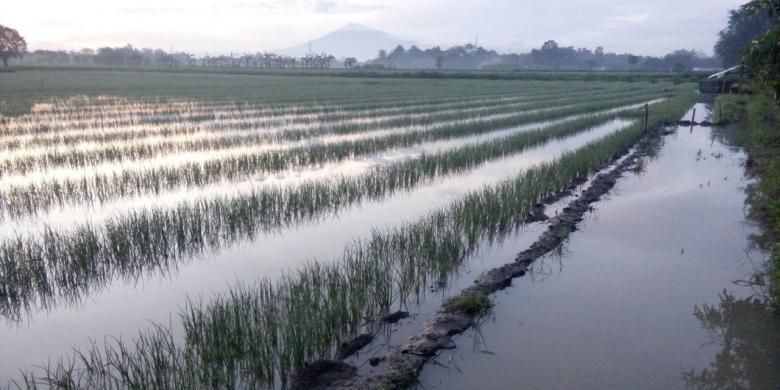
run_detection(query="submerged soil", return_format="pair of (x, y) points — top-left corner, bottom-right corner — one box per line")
(0, 115), (632, 379)
(415, 103), (780, 389)
(299, 102), (780, 389)
(293, 104), (691, 388)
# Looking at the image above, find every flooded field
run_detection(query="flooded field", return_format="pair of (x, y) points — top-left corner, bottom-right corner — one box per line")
(0, 71), (720, 388)
(418, 104), (780, 389)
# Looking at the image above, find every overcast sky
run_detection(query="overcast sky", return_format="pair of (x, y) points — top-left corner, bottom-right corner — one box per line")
(7, 0), (748, 56)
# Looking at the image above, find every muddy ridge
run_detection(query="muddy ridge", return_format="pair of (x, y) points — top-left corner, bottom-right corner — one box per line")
(291, 123), (675, 390)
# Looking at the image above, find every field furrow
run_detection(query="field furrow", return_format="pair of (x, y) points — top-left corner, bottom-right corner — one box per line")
(0, 72), (701, 388)
(0, 90), (676, 219)
(5, 91), (696, 388)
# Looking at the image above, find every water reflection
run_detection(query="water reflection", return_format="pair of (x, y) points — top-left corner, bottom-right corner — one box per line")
(682, 106), (780, 390)
(0, 116), (630, 322)
(684, 291), (780, 390)
(11, 120), (646, 389)
(528, 241), (569, 283)
(4, 94), (701, 387)
(0, 92), (664, 220)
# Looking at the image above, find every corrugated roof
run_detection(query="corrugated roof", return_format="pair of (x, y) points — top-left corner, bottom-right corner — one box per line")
(707, 65), (745, 80)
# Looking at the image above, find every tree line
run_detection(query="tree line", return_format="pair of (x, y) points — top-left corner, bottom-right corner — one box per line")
(715, 0), (779, 99)
(1, 21), (721, 73)
(6, 42), (340, 70)
(367, 42), (721, 72)
(4, 18), (771, 74)
(15, 42), (719, 73)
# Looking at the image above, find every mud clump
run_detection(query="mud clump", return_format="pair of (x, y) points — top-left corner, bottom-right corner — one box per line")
(291, 360), (358, 390)
(526, 203), (549, 222)
(677, 119), (728, 127)
(382, 311), (410, 324)
(335, 334), (374, 360)
(369, 356), (385, 366)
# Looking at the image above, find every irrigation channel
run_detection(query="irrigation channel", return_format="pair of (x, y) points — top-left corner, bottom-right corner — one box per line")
(409, 103), (780, 389)
(0, 79), (756, 388)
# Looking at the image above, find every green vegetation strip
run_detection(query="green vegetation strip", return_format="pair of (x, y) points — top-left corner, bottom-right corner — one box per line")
(0, 88), (678, 218)
(1, 81), (601, 137)
(717, 91), (780, 307)
(9, 91), (696, 389)
(0, 111), (632, 316)
(0, 84), (658, 177)
(0, 70), (608, 117)
(0, 82), (654, 153)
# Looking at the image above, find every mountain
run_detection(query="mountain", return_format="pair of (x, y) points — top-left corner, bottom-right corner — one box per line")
(277, 23), (416, 61)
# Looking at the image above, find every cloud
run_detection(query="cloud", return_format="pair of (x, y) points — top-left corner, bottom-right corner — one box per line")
(314, 0), (387, 14)
(11, 0), (745, 57)
(315, 0), (337, 13)
(609, 13), (650, 23)
(119, 6), (190, 15)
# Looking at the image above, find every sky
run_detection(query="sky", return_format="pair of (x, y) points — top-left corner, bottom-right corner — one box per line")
(6, 0), (749, 57)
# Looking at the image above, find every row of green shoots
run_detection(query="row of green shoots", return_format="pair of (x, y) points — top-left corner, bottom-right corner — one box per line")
(0, 87), (682, 220)
(7, 92), (697, 389)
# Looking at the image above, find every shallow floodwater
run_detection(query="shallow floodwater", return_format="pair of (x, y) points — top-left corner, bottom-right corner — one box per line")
(0, 117), (633, 379)
(0, 115), (637, 237)
(417, 103), (780, 389)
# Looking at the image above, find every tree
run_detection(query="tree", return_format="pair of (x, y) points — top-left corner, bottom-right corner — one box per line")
(343, 57), (357, 68)
(541, 40), (559, 51)
(390, 45), (405, 58)
(741, 0), (780, 99)
(0, 25), (27, 68)
(305, 52), (334, 69)
(628, 55), (640, 66)
(715, 7), (775, 67)
(664, 49), (697, 72)
(435, 54), (444, 70)
(747, 30), (780, 98)
(742, 0), (780, 16)
(531, 40), (576, 68)
(95, 45), (143, 66)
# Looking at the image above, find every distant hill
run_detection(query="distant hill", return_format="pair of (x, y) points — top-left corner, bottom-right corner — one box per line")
(277, 23), (415, 61)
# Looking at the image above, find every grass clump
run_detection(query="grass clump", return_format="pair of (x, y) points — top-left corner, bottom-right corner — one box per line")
(717, 90), (780, 308)
(717, 94), (751, 124)
(444, 290), (492, 315)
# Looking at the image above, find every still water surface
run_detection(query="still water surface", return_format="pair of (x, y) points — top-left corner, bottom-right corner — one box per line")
(0, 117), (633, 380)
(417, 104), (780, 389)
